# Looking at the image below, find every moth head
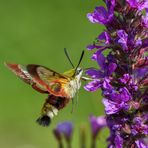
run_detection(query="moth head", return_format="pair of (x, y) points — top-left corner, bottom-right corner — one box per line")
(75, 67), (83, 77)
(64, 48), (84, 77)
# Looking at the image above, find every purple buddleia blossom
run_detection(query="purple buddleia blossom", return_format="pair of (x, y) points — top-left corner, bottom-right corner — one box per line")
(85, 0), (148, 147)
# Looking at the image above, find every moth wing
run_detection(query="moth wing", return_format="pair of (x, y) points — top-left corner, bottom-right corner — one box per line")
(5, 63), (48, 94)
(26, 65), (70, 98)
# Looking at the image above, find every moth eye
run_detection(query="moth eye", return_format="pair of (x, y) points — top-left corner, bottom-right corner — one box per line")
(76, 68), (82, 75)
(51, 83), (61, 92)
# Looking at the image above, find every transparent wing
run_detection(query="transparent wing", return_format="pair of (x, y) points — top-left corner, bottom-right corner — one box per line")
(26, 64), (70, 97)
(5, 63), (48, 94)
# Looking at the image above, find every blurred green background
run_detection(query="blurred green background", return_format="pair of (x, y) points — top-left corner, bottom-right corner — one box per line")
(0, 0), (108, 147)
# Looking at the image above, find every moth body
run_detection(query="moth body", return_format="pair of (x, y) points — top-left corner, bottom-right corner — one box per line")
(5, 49), (85, 127)
(5, 63), (83, 127)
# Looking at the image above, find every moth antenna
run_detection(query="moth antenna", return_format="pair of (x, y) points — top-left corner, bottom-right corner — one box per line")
(64, 48), (75, 68)
(73, 50), (85, 76)
(76, 50), (85, 70)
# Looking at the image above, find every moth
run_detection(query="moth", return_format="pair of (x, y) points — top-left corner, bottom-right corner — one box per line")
(5, 49), (86, 127)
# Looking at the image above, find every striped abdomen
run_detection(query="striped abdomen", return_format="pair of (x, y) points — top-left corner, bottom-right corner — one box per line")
(36, 94), (70, 126)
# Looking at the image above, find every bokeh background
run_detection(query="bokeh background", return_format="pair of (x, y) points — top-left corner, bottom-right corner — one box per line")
(0, 0), (108, 147)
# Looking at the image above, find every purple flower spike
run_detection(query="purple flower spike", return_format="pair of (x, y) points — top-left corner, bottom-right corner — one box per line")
(89, 115), (106, 138)
(86, 0), (148, 147)
(54, 122), (73, 142)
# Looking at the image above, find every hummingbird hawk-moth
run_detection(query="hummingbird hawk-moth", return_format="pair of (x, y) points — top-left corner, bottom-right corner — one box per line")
(5, 49), (85, 127)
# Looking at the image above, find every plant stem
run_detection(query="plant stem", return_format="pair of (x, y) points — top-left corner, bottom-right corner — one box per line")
(67, 140), (72, 148)
(91, 137), (96, 148)
(58, 140), (63, 148)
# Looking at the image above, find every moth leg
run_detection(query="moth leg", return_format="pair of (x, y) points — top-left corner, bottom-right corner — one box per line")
(76, 90), (79, 106)
(71, 97), (75, 113)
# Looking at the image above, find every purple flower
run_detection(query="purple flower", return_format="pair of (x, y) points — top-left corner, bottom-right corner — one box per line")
(119, 74), (138, 91)
(89, 115), (106, 138)
(97, 53), (117, 77)
(132, 116), (148, 136)
(87, 0), (115, 25)
(84, 63), (116, 92)
(106, 0), (115, 12)
(117, 30), (128, 51)
(98, 31), (111, 44)
(119, 74), (130, 84)
(135, 139), (148, 148)
(135, 67), (148, 78)
(135, 38), (142, 47)
(54, 122), (73, 142)
(102, 87), (132, 115)
(114, 134), (123, 148)
(84, 51), (117, 92)
(87, 52), (117, 78)
(84, 80), (102, 92)
(126, 0), (148, 11)
(102, 78), (113, 90)
(143, 8), (148, 28)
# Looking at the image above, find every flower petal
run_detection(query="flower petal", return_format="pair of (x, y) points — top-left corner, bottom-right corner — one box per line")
(84, 80), (102, 92)
(114, 134), (123, 148)
(117, 30), (128, 51)
(102, 98), (120, 115)
(85, 68), (104, 78)
(98, 31), (111, 44)
(89, 115), (106, 137)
